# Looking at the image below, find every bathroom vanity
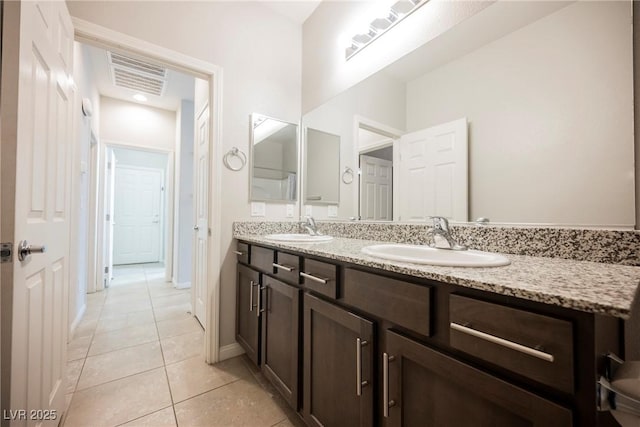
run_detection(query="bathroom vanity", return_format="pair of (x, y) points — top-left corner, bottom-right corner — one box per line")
(233, 234), (640, 427)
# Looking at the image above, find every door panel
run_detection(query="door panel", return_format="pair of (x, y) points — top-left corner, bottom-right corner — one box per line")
(113, 166), (162, 265)
(398, 118), (468, 222)
(4, 1), (74, 423)
(261, 276), (300, 410)
(236, 264), (260, 365)
(192, 105), (209, 326)
(303, 294), (374, 427)
(384, 330), (572, 427)
(360, 154), (393, 220)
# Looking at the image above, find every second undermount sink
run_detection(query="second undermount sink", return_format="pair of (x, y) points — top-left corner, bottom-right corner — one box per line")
(264, 233), (333, 243)
(361, 244), (510, 267)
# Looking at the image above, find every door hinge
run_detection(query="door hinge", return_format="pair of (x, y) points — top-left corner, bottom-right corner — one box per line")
(104, 266), (109, 274)
(107, 161), (112, 170)
(106, 214), (110, 221)
(1, 243), (13, 263)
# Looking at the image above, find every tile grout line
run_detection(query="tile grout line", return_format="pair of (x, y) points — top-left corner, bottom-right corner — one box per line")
(143, 266), (181, 427)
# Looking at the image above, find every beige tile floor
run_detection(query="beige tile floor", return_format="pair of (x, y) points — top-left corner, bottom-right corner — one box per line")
(63, 264), (303, 427)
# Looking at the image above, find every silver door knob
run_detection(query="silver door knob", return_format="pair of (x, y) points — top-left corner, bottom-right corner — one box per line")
(18, 240), (46, 262)
(193, 225), (199, 231)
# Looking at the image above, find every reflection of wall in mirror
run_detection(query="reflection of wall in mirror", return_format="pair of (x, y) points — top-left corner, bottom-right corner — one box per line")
(252, 123), (298, 201)
(302, 72), (406, 219)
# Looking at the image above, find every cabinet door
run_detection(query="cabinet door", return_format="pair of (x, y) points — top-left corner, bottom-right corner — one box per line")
(236, 264), (261, 365)
(383, 330), (572, 427)
(261, 276), (301, 410)
(303, 294), (374, 427)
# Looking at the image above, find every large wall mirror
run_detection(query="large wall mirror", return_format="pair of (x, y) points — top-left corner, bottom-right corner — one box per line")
(250, 114), (299, 202)
(301, 1), (635, 227)
(304, 128), (340, 205)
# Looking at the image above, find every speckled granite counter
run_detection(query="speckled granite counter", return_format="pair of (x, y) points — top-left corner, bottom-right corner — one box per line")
(234, 235), (640, 319)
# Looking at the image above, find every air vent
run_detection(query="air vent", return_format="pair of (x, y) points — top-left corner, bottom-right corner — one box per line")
(108, 51), (167, 96)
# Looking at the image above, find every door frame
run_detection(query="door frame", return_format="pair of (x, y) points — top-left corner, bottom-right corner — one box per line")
(98, 142), (172, 286)
(353, 116), (404, 221)
(73, 18), (224, 364)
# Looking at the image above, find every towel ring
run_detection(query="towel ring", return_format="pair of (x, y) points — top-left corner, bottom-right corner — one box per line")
(223, 147), (247, 171)
(342, 167), (354, 184)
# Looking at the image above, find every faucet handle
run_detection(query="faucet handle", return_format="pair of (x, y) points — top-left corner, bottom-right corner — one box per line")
(429, 216), (450, 231)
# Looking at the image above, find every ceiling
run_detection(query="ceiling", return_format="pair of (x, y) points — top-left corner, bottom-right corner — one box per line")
(261, 0), (321, 24)
(84, 43), (195, 111)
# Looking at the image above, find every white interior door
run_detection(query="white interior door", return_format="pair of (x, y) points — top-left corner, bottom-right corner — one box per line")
(360, 155), (393, 220)
(192, 105), (209, 326)
(398, 118), (468, 221)
(104, 148), (116, 285)
(2, 0), (74, 423)
(113, 166), (163, 265)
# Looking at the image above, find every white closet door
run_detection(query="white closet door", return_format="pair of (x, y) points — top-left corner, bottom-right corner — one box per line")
(398, 118), (468, 222)
(113, 166), (163, 265)
(360, 155), (393, 221)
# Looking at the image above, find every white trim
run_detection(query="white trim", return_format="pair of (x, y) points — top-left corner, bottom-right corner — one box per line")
(219, 343), (245, 361)
(172, 280), (191, 290)
(68, 303), (87, 341)
(75, 19), (223, 363)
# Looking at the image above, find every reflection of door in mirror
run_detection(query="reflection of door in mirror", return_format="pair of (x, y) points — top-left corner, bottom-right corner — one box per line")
(360, 149), (393, 221)
(250, 114), (298, 202)
(398, 118), (468, 222)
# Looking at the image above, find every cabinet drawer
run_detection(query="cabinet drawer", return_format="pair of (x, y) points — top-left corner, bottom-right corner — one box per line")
(273, 252), (300, 285)
(301, 258), (338, 299)
(343, 269), (431, 337)
(449, 295), (574, 393)
(235, 242), (250, 264)
(251, 246), (275, 273)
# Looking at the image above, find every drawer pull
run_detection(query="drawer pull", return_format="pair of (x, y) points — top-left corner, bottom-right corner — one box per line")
(272, 263), (295, 272)
(233, 250), (243, 256)
(450, 322), (554, 362)
(300, 272), (328, 284)
(356, 338), (368, 396)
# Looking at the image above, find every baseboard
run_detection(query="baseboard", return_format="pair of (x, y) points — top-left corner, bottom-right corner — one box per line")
(219, 342), (245, 361)
(68, 303), (86, 341)
(174, 281), (191, 289)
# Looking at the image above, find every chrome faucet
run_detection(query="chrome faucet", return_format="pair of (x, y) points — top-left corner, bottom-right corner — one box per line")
(429, 216), (467, 250)
(300, 216), (321, 236)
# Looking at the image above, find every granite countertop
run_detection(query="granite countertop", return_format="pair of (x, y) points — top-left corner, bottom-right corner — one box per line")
(235, 235), (640, 319)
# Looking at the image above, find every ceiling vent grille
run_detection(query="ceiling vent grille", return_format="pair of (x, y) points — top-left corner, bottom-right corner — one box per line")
(108, 52), (167, 96)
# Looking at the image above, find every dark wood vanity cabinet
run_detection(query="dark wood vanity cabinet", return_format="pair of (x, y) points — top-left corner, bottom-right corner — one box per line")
(383, 329), (572, 427)
(303, 293), (375, 427)
(261, 275), (301, 409)
(236, 241), (621, 427)
(236, 263), (261, 365)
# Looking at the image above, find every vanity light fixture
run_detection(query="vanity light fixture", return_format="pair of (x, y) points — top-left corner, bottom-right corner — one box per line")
(345, 0), (427, 60)
(133, 93), (147, 102)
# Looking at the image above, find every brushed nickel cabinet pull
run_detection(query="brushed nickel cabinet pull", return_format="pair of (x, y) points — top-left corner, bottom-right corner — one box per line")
(300, 272), (328, 284)
(383, 352), (396, 417)
(272, 263), (295, 272)
(356, 338), (368, 396)
(233, 250), (243, 256)
(450, 322), (554, 362)
(249, 280), (257, 312)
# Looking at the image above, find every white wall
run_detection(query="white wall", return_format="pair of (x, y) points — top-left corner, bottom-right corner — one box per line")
(66, 1), (302, 347)
(113, 147), (168, 171)
(406, 1), (634, 226)
(69, 42), (101, 333)
(302, 0), (492, 113)
(100, 96), (176, 150)
(175, 100), (194, 286)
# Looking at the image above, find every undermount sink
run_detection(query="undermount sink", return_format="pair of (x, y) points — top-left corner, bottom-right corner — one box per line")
(264, 233), (333, 243)
(361, 244), (510, 267)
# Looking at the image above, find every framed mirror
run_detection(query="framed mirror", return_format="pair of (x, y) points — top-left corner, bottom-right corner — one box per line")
(304, 128), (340, 205)
(250, 114), (299, 202)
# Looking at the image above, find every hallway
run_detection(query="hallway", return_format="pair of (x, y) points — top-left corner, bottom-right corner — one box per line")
(63, 264), (300, 426)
